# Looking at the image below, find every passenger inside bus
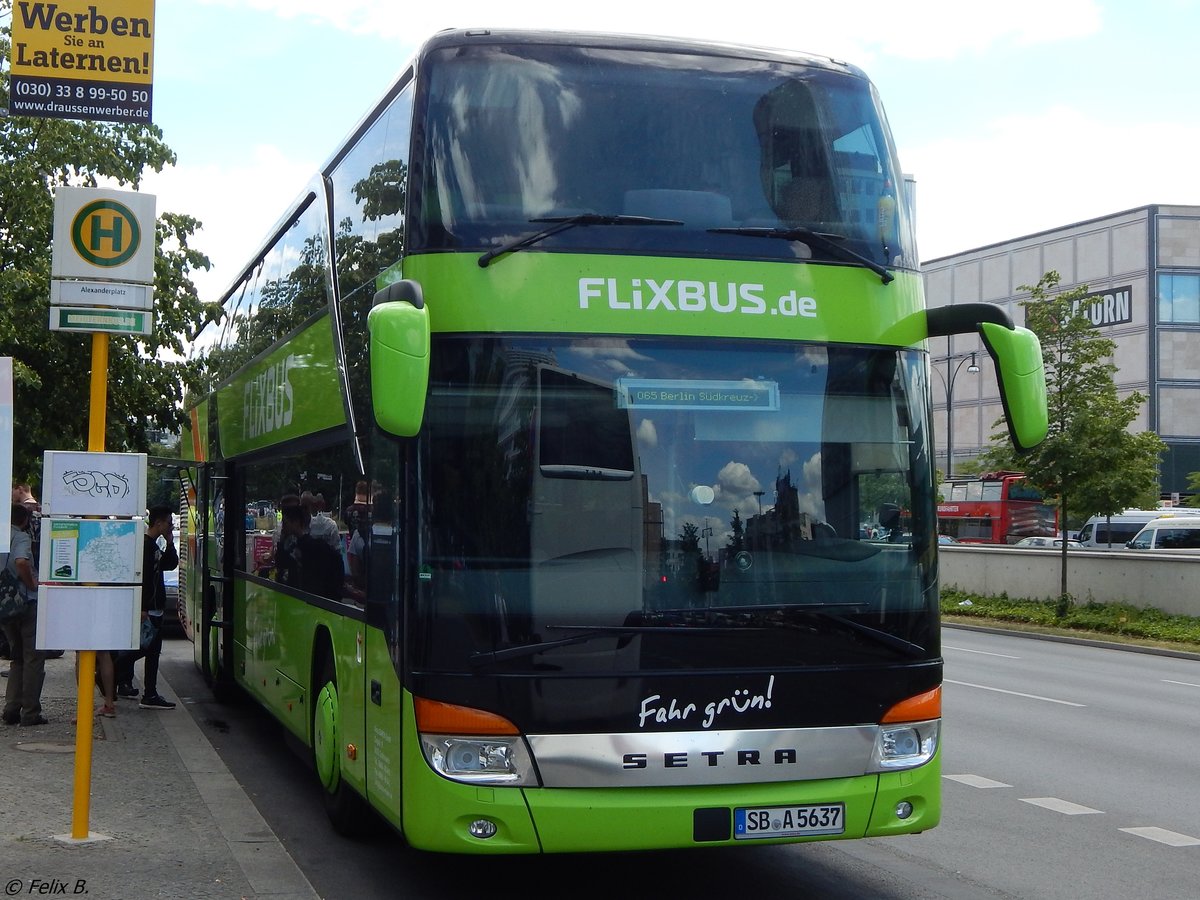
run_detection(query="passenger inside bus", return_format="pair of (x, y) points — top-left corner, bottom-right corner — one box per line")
(275, 504), (344, 601)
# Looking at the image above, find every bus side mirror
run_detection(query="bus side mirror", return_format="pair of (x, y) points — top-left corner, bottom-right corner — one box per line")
(368, 280), (430, 437)
(979, 322), (1048, 452)
(926, 303), (1048, 454)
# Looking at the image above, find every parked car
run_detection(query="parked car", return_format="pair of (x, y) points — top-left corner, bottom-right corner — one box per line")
(1126, 516), (1200, 552)
(1013, 536), (1082, 549)
(1076, 509), (1171, 550)
(937, 534), (960, 545)
(161, 565), (183, 637)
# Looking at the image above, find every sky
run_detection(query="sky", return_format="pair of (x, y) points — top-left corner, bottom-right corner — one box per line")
(127, 0), (1200, 303)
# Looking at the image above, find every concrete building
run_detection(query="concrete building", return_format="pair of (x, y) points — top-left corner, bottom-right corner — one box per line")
(922, 204), (1200, 498)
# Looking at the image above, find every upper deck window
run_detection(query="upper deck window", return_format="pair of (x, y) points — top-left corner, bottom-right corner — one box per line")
(411, 42), (915, 270)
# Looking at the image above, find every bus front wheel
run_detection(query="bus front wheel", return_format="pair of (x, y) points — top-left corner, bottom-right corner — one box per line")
(313, 653), (368, 835)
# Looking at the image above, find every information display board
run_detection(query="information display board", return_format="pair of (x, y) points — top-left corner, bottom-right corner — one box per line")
(43, 450), (147, 518)
(36, 586), (140, 651)
(40, 516), (144, 584)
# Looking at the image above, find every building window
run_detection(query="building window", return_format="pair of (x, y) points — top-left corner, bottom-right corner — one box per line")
(1158, 273), (1200, 324)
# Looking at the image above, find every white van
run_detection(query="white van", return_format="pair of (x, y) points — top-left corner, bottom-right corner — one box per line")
(1126, 516), (1200, 552)
(1076, 509), (1172, 550)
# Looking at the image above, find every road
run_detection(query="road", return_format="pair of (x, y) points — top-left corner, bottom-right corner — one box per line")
(160, 630), (1200, 899)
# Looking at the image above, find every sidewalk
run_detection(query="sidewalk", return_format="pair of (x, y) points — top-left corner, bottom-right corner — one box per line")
(0, 648), (319, 899)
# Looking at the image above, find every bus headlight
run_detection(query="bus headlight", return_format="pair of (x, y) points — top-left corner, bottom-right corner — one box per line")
(869, 719), (939, 771)
(421, 735), (536, 785)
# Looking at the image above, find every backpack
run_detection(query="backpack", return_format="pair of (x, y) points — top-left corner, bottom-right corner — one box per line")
(0, 554), (25, 622)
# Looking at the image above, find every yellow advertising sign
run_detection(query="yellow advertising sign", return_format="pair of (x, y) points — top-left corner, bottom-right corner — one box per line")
(9, 1), (156, 123)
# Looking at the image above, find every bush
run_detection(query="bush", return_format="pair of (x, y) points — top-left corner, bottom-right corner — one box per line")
(940, 588), (1200, 648)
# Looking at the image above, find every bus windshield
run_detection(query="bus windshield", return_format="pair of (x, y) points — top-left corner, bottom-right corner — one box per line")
(413, 42), (915, 269)
(413, 337), (937, 674)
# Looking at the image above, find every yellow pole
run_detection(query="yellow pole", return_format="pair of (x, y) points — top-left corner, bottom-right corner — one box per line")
(71, 332), (108, 839)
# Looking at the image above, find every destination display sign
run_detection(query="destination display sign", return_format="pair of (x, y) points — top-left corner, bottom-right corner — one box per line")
(616, 378), (780, 411)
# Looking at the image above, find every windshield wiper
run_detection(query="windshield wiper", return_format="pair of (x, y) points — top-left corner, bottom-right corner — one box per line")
(467, 623), (744, 668)
(794, 609), (925, 658)
(676, 604), (924, 658)
(478, 214), (684, 268)
(708, 226), (894, 285)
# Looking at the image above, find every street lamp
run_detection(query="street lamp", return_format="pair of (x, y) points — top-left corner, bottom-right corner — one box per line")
(933, 351), (980, 477)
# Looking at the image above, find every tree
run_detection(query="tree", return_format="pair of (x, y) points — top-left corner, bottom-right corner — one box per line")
(977, 271), (1164, 595)
(1186, 472), (1200, 508)
(0, 24), (213, 487)
(858, 471), (910, 527)
(679, 522), (701, 557)
(727, 508), (745, 553)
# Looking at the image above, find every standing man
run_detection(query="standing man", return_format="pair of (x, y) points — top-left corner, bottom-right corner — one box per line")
(117, 505), (178, 710)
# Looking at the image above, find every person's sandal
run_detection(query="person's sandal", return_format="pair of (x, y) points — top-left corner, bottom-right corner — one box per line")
(99, 704), (116, 718)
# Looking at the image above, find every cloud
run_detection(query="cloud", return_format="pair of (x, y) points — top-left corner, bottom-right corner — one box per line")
(715, 460), (762, 509)
(910, 106), (1200, 260)
(193, 0), (1103, 65)
(870, 0), (1102, 60)
(637, 418), (658, 449)
(142, 146), (314, 302)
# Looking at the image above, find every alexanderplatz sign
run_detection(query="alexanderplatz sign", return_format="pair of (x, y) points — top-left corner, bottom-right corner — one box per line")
(51, 186), (156, 336)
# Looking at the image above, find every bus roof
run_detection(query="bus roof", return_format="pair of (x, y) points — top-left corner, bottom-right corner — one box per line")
(417, 28), (861, 72)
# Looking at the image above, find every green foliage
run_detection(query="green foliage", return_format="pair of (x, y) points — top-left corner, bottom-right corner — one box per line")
(727, 508), (745, 553)
(1, 28), (212, 486)
(858, 471), (910, 521)
(941, 587), (1200, 647)
(1185, 471), (1200, 508)
(679, 522), (701, 556)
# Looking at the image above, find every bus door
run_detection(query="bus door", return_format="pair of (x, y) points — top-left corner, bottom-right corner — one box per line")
(197, 462), (235, 691)
(362, 458), (405, 825)
(150, 457), (195, 642)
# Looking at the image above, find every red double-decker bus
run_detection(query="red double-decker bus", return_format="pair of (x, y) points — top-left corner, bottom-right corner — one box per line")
(937, 471), (1057, 544)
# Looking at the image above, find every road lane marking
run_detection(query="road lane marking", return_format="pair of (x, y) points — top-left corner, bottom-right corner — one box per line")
(1021, 797), (1103, 815)
(945, 679), (1086, 707)
(1162, 680), (1200, 688)
(943, 645), (1021, 659)
(1119, 827), (1200, 847)
(945, 774), (1011, 789)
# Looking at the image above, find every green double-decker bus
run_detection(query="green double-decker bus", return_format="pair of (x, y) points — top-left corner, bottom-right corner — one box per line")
(182, 29), (1047, 854)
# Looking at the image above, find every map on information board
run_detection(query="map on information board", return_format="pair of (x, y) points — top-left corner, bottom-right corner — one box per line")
(40, 517), (144, 584)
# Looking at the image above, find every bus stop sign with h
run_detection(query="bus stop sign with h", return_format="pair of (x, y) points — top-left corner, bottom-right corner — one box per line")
(46, 185), (157, 842)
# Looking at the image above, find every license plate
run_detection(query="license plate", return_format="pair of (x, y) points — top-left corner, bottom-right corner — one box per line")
(734, 803), (845, 839)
